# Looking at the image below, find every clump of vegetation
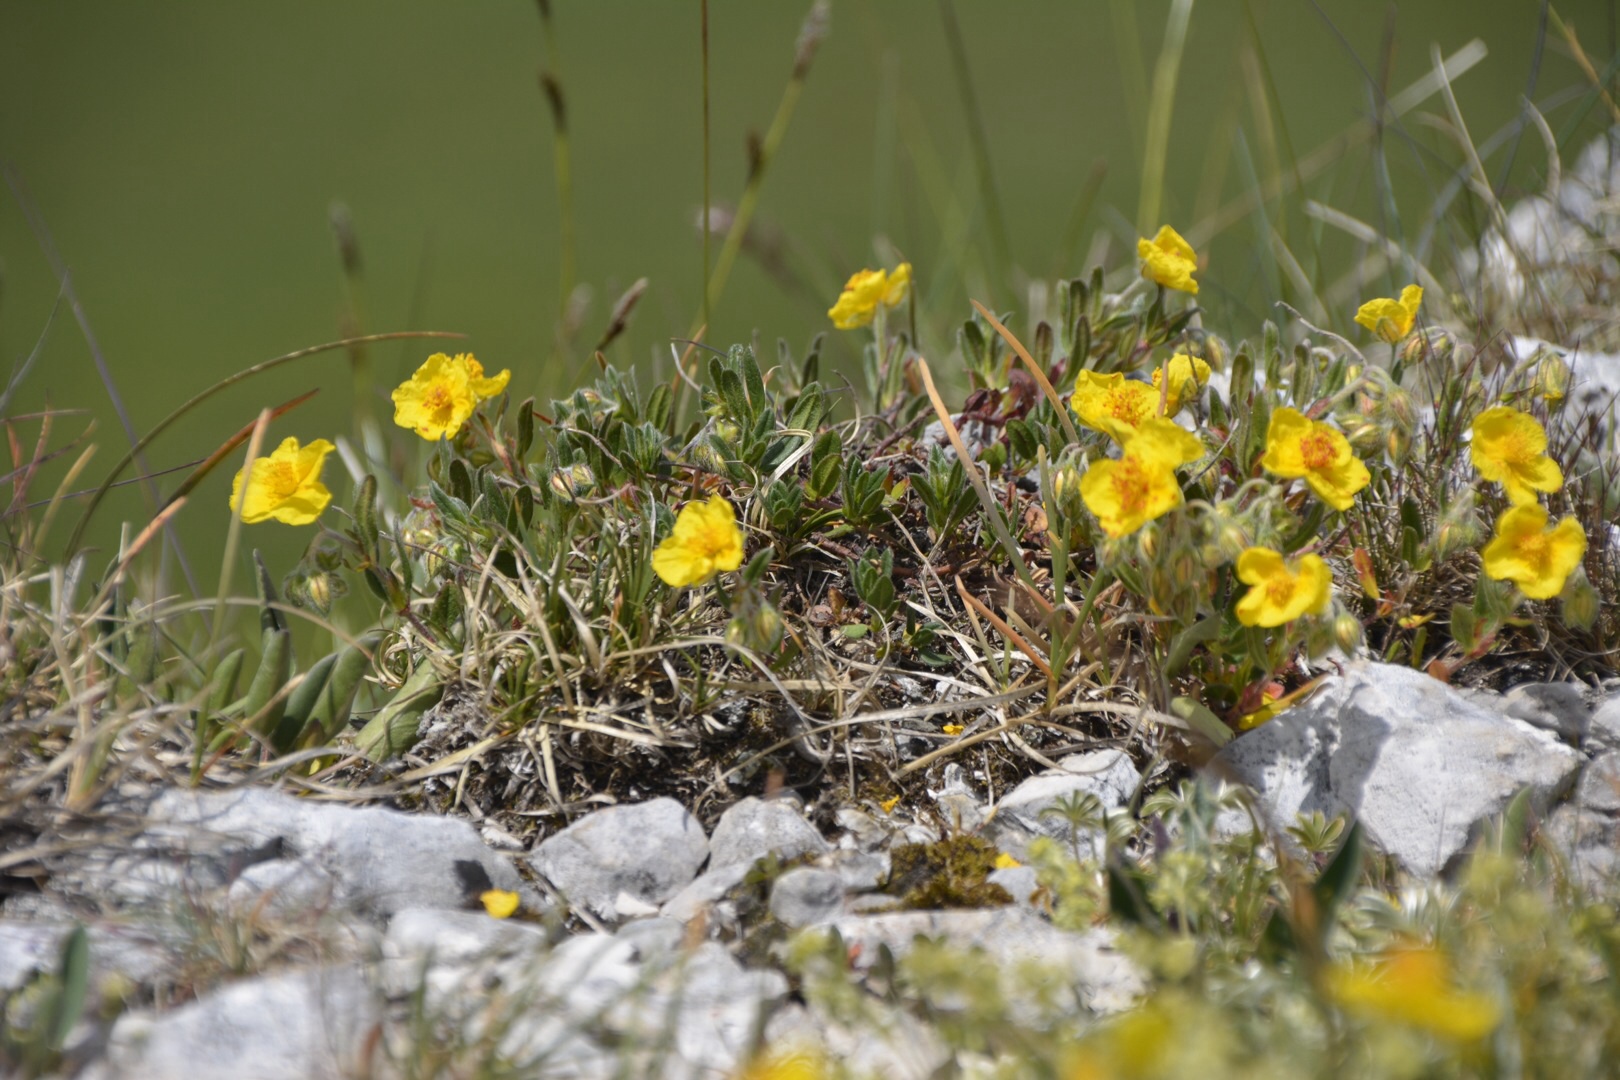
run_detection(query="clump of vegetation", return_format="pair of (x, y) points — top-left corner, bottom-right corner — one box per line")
(884, 835), (1011, 910)
(3, 3), (1620, 1077)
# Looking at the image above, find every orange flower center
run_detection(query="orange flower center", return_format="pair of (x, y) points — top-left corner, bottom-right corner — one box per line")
(1515, 531), (1549, 567)
(1105, 386), (1151, 427)
(1111, 458), (1152, 515)
(1300, 430), (1337, 471)
(265, 460), (301, 499)
(423, 384), (455, 417)
(1266, 574), (1296, 606)
(1496, 430), (1532, 465)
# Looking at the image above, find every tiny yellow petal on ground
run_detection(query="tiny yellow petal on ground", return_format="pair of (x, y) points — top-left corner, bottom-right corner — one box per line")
(652, 495), (746, 587)
(480, 889), (520, 919)
(994, 852), (1022, 869)
(228, 436), (336, 526)
(879, 795), (901, 814)
(942, 723), (965, 736)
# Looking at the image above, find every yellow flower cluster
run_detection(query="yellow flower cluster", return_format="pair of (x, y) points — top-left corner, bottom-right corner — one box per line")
(827, 262), (912, 330)
(1469, 405), (1585, 599)
(652, 495), (746, 587)
(1070, 355), (1210, 444)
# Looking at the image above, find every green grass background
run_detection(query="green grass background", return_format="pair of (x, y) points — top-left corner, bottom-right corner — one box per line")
(0, 0), (1601, 574)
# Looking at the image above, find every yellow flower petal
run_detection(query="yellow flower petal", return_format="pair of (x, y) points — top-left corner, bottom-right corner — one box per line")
(652, 495), (746, 587)
(994, 852), (1022, 869)
(942, 723), (965, 736)
(1070, 371), (1163, 444)
(1481, 504), (1586, 600)
(1354, 284), (1422, 343)
(1137, 225), (1199, 294)
(228, 436), (336, 526)
(1080, 448), (1184, 539)
(1470, 405), (1563, 505)
(1260, 408), (1370, 512)
(1151, 354), (1212, 412)
(828, 264), (911, 330)
(480, 889), (520, 919)
(1328, 945), (1499, 1042)
(392, 352), (480, 440)
(1234, 547), (1333, 627)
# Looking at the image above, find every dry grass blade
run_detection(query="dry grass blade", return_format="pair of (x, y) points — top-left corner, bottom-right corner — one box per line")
(915, 356), (1034, 590)
(954, 574), (1052, 680)
(970, 299), (1081, 446)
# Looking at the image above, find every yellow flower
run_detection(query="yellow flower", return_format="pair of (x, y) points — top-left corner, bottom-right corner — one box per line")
(994, 852), (1022, 870)
(391, 352), (512, 441)
(1470, 405), (1563, 506)
(1260, 407), (1371, 511)
(1480, 504), (1586, 600)
(228, 436), (336, 526)
(1327, 945), (1500, 1042)
(942, 723), (965, 736)
(1070, 371), (1163, 444)
(827, 262), (912, 329)
(480, 889), (520, 919)
(1079, 419), (1202, 539)
(1353, 284), (1423, 343)
(1234, 547), (1332, 628)
(652, 495), (746, 587)
(732, 1051), (825, 1080)
(1151, 353), (1212, 412)
(1137, 225), (1199, 294)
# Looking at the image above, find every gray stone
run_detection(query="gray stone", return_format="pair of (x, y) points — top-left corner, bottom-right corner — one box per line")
(708, 797), (829, 870)
(385, 907), (548, 965)
(1579, 751), (1620, 814)
(528, 798), (709, 922)
(767, 1001), (949, 1080)
(988, 749), (1140, 861)
(988, 865), (1041, 906)
(137, 788), (522, 919)
(827, 907), (1142, 1015)
(86, 967), (377, 1080)
(1591, 693), (1620, 752)
(1212, 661), (1584, 876)
(0, 922), (71, 991)
(614, 916), (687, 962)
(769, 867), (845, 927)
(1501, 681), (1590, 745)
(660, 861), (752, 924)
(828, 850), (889, 892)
(929, 763), (989, 833)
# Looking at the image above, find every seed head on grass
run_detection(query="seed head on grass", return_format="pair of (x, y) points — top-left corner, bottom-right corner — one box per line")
(652, 495), (745, 587)
(1480, 504), (1586, 600)
(1470, 405), (1563, 506)
(1136, 224), (1199, 294)
(1260, 407), (1370, 512)
(1353, 284), (1423, 343)
(1234, 547), (1332, 628)
(391, 352), (511, 440)
(826, 262), (911, 329)
(227, 436), (335, 525)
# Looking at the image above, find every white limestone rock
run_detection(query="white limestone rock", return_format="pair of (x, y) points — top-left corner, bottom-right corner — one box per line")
(1211, 661), (1584, 876)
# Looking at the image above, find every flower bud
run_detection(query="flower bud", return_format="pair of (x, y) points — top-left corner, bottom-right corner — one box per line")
(305, 572), (333, 615)
(1536, 350), (1571, 405)
(1561, 571), (1599, 630)
(1334, 612), (1363, 654)
(1137, 523), (1159, 561)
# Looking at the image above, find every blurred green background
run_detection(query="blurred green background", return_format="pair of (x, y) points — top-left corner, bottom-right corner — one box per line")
(0, 1), (1609, 582)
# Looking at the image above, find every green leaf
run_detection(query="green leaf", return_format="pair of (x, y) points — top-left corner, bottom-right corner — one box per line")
(271, 651), (337, 752)
(355, 662), (443, 761)
(242, 628), (293, 739)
